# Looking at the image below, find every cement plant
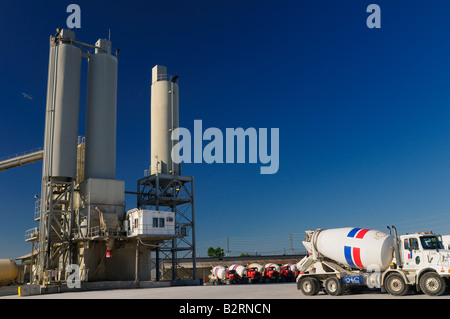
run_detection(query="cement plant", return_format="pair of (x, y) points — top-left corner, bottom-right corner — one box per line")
(0, 28), (199, 294)
(2, 27), (450, 301)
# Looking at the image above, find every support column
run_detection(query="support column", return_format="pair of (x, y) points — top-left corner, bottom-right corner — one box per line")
(134, 240), (140, 287)
(155, 246), (160, 281)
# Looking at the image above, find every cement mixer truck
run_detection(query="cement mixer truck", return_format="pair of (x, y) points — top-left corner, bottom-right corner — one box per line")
(209, 266), (227, 285)
(245, 263), (264, 284)
(296, 226), (450, 296)
(280, 263), (297, 282)
(263, 263), (280, 283)
(225, 264), (246, 284)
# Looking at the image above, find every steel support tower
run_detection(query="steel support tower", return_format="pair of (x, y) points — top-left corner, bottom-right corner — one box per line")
(136, 173), (196, 280)
(36, 177), (75, 284)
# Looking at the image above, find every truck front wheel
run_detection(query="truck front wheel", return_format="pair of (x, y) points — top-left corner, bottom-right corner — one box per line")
(385, 273), (409, 296)
(299, 277), (320, 296)
(419, 272), (446, 296)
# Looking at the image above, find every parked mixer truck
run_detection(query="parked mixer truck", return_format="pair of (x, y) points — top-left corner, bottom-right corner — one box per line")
(246, 263), (264, 284)
(296, 226), (450, 296)
(263, 263), (280, 283)
(226, 264), (246, 284)
(209, 265), (227, 285)
(280, 263), (297, 282)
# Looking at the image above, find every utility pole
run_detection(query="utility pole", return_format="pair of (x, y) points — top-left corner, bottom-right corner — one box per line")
(290, 233), (294, 255)
(226, 237), (230, 257)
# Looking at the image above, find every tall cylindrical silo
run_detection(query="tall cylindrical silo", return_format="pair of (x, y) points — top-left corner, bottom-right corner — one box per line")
(150, 65), (180, 176)
(85, 39), (118, 180)
(42, 29), (82, 180)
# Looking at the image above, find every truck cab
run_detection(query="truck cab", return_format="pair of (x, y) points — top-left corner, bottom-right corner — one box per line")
(246, 267), (262, 284)
(225, 270), (241, 284)
(263, 265), (280, 283)
(399, 233), (449, 271)
(280, 265), (296, 282)
(382, 232), (450, 296)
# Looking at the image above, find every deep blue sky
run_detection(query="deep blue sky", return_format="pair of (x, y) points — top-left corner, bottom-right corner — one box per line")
(1, 0), (450, 259)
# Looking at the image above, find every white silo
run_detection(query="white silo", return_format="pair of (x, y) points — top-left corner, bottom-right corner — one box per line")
(85, 39), (118, 180)
(150, 65), (180, 176)
(42, 29), (82, 180)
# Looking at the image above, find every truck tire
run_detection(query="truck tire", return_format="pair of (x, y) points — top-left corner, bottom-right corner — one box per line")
(299, 277), (320, 296)
(419, 272), (446, 296)
(385, 273), (409, 296)
(324, 277), (343, 296)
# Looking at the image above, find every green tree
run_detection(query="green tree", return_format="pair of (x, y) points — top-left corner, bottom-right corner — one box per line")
(207, 246), (224, 258)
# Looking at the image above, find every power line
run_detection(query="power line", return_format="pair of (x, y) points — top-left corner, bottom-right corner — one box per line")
(195, 215), (450, 258)
(196, 233), (307, 257)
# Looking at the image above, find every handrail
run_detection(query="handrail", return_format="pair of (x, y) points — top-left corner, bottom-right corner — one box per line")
(25, 227), (39, 241)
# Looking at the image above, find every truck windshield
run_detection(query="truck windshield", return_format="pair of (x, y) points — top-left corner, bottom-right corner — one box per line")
(420, 236), (443, 250)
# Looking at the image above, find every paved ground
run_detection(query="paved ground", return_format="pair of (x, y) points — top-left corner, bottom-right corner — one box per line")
(2, 282), (450, 299)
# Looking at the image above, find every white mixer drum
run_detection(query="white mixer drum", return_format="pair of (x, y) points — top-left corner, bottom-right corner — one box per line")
(211, 266), (227, 280)
(314, 227), (395, 271)
(283, 263), (297, 272)
(264, 263), (280, 272)
(247, 263), (264, 273)
(229, 264), (246, 277)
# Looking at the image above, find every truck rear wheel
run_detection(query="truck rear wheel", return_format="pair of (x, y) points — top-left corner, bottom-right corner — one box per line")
(419, 272), (446, 296)
(324, 277), (343, 296)
(385, 273), (409, 296)
(299, 277), (320, 296)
